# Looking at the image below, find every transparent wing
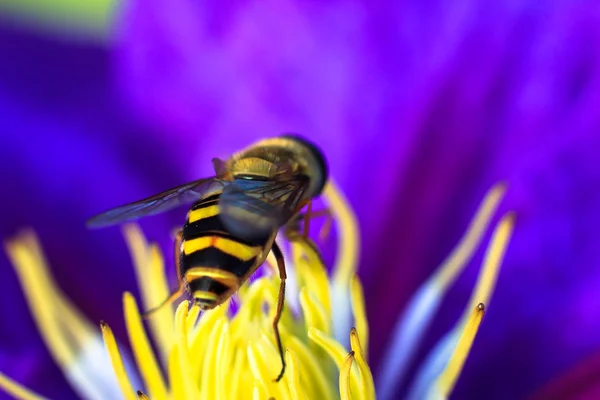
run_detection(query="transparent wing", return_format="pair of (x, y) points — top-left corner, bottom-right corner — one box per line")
(87, 178), (224, 228)
(218, 176), (309, 239)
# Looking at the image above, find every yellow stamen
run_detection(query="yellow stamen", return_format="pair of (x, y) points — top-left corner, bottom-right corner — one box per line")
(308, 328), (360, 396)
(339, 351), (355, 400)
(350, 328), (376, 400)
(227, 348), (245, 399)
(459, 212), (515, 326)
(287, 337), (336, 400)
(123, 292), (168, 400)
(432, 183), (507, 291)
(167, 345), (185, 400)
(100, 321), (136, 400)
(5, 232), (76, 368)
(215, 322), (231, 400)
(323, 181), (359, 287)
(247, 341), (289, 400)
(186, 303), (201, 333)
(253, 380), (266, 400)
(189, 306), (226, 382)
(435, 303), (485, 397)
(290, 239), (331, 316)
(308, 328), (352, 372)
(123, 224), (174, 361)
(0, 372), (48, 400)
(175, 301), (197, 399)
(299, 288), (330, 334)
(350, 276), (368, 357)
(431, 212), (515, 399)
(285, 350), (302, 400)
(199, 319), (226, 399)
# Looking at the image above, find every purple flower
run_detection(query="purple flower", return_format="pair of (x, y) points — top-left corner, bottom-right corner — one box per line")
(1, 0), (600, 399)
(114, 1), (600, 398)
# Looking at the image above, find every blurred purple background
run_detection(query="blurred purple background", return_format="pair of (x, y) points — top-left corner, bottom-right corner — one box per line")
(1, 1), (600, 399)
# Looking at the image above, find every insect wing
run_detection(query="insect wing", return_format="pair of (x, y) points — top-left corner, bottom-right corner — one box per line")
(218, 177), (309, 239)
(87, 178), (224, 228)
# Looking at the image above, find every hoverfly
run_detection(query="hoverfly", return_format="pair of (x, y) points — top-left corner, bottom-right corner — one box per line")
(87, 134), (328, 382)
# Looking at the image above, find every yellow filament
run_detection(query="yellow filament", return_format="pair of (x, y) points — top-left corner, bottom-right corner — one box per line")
(339, 352), (355, 400)
(189, 306), (226, 382)
(252, 380), (267, 400)
(199, 319), (226, 399)
(432, 183), (506, 289)
(247, 342), (290, 400)
(287, 337), (336, 400)
(308, 328), (360, 396)
(123, 292), (168, 400)
(436, 304), (485, 397)
(460, 212), (515, 326)
(299, 288), (331, 334)
(323, 181), (359, 286)
(186, 304), (201, 333)
(350, 329), (376, 400)
(227, 352), (245, 399)
(100, 322), (136, 400)
(0, 372), (48, 400)
(350, 276), (368, 358)
(215, 323), (231, 400)
(285, 350), (302, 400)
(230, 279), (271, 331)
(247, 343), (270, 394)
(4, 232), (75, 367)
(167, 346), (185, 400)
(137, 391), (150, 400)
(53, 295), (95, 345)
(123, 225), (174, 361)
(433, 213), (514, 398)
(175, 301), (197, 399)
(308, 328), (351, 371)
(259, 331), (292, 388)
(290, 239), (331, 316)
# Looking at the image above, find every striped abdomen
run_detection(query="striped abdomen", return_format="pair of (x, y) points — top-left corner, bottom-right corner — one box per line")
(180, 192), (273, 310)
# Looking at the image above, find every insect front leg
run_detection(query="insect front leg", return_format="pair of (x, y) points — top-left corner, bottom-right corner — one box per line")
(285, 206), (333, 242)
(271, 241), (287, 382)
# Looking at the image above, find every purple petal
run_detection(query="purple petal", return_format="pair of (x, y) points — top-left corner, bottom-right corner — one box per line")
(114, 2), (600, 399)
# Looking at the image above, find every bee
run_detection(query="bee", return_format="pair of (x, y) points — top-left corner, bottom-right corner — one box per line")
(87, 134), (328, 382)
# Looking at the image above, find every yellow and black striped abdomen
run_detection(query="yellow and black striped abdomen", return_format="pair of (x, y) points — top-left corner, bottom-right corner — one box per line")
(181, 193), (272, 310)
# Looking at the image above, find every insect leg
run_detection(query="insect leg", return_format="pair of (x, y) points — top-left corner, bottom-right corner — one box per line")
(271, 241), (287, 382)
(317, 209), (333, 242)
(286, 208), (332, 241)
(141, 230), (185, 319)
(303, 200), (313, 239)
